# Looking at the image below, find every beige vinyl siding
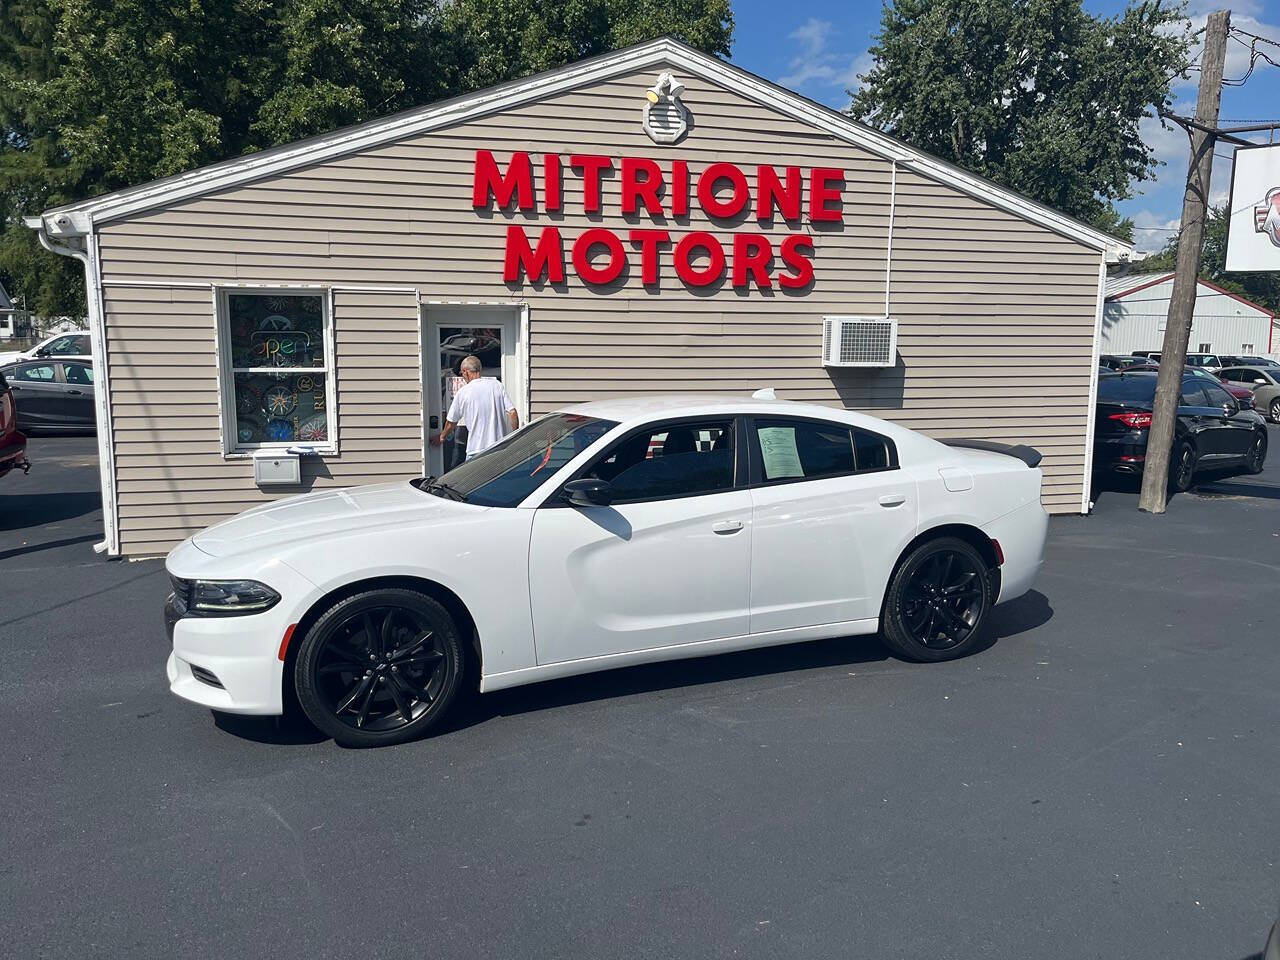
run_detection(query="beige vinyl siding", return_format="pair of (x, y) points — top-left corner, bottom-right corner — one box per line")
(97, 67), (1101, 555)
(107, 287), (421, 555)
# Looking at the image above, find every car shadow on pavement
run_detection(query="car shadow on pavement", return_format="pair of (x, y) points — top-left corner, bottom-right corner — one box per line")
(211, 590), (1056, 747)
(0, 490), (101, 531)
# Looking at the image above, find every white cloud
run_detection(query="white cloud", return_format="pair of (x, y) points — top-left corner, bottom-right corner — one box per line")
(1129, 209), (1181, 255)
(779, 18), (874, 104)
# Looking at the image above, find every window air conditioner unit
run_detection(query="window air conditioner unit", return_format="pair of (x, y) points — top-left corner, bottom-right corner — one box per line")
(821, 316), (898, 368)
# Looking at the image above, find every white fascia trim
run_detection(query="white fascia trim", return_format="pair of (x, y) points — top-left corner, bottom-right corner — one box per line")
(37, 38), (1131, 258)
(47, 42), (681, 228)
(1081, 254), (1108, 514)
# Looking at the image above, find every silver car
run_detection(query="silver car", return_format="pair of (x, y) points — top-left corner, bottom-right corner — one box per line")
(1219, 366), (1280, 423)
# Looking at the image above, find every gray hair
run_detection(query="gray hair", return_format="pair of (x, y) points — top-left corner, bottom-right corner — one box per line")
(460, 355), (482, 374)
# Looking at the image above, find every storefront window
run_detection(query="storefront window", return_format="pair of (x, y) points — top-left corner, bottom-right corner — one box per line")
(218, 290), (334, 452)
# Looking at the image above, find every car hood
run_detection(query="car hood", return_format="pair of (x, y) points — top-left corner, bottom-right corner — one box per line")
(191, 480), (472, 558)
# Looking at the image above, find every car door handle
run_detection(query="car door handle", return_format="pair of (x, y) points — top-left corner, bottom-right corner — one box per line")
(66, 389), (83, 395)
(712, 520), (744, 535)
(878, 493), (907, 507)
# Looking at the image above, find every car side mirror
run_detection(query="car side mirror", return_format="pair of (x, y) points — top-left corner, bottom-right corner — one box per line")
(34, 348), (49, 357)
(1223, 400), (1238, 416)
(563, 478), (613, 507)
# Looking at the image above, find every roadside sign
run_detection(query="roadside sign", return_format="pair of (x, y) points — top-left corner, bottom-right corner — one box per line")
(1225, 143), (1280, 272)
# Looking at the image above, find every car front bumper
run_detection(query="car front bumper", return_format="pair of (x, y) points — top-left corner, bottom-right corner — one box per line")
(164, 556), (316, 716)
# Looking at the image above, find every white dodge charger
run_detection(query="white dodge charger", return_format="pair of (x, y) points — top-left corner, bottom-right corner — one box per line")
(165, 395), (1049, 747)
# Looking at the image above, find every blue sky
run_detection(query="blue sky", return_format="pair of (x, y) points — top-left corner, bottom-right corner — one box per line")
(728, 0), (1280, 253)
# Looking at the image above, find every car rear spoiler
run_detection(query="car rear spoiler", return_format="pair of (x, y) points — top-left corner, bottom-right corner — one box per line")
(944, 439), (1043, 468)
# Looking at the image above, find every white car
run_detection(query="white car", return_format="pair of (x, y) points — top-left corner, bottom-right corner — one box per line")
(165, 395), (1050, 747)
(0, 329), (92, 367)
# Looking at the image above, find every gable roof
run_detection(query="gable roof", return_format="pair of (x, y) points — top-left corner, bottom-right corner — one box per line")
(1105, 272), (1276, 318)
(0, 281), (10, 310)
(30, 37), (1132, 259)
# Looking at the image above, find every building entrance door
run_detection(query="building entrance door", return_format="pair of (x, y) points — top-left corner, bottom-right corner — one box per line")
(422, 305), (524, 477)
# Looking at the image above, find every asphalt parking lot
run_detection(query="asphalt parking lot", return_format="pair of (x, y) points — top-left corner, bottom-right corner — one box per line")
(3, 429), (1278, 960)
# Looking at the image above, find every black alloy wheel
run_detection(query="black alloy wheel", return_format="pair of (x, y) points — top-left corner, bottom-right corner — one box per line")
(880, 537), (993, 663)
(1246, 431), (1268, 475)
(1169, 441), (1197, 493)
(295, 588), (463, 747)
(1270, 398), (1280, 424)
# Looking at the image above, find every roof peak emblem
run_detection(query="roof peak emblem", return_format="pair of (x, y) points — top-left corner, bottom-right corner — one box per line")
(642, 72), (689, 145)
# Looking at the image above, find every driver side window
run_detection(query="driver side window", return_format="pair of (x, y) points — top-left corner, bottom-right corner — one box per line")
(585, 419), (735, 503)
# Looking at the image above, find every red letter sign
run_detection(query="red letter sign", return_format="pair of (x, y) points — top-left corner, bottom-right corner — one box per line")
(698, 162), (750, 218)
(621, 158), (664, 216)
(504, 225), (564, 283)
(474, 150), (535, 210)
(732, 234), (773, 289)
(778, 235), (814, 289)
(570, 155), (613, 213)
(756, 166), (802, 221)
(572, 229), (626, 285)
(674, 232), (726, 286)
(809, 168), (844, 222)
(629, 229), (671, 285)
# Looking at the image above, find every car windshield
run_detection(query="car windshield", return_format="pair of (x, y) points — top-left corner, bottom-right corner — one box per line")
(421, 413), (617, 507)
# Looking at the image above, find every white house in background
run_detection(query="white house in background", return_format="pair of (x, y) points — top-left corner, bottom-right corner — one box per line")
(1102, 273), (1276, 358)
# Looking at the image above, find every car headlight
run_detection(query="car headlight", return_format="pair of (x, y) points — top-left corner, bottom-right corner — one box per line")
(181, 578), (281, 616)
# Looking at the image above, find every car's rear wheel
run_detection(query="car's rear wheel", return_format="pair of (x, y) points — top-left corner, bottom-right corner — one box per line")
(1269, 397), (1280, 424)
(1246, 431), (1268, 474)
(295, 588), (463, 747)
(880, 537), (993, 663)
(1169, 440), (1196, 493)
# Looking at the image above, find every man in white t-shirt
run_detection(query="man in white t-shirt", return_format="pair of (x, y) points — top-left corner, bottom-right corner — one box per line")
(430, 355), (518, 460)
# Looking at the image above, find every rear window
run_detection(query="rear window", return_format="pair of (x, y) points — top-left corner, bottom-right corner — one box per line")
(1098, 375), (1157, 402)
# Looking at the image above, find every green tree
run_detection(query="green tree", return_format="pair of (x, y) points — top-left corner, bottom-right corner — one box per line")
(850, 0), (1192, 238)
(1140, 204), (1280, 317)
(0, 0), (732, 315)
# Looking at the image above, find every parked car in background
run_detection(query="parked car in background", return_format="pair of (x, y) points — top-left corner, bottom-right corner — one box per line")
(1114, 364), (1255, 407)
(1219, 365), (1280, 423)
(164, 396), (1050, 747)
(1238, 355), (1280, 367)
(1132, 350), (1162, 361)
(0, 359), (95, 433)
(0, 367), (29, 480)
(1093, 372), (1268, 491)
(1100, 354), (1147, 370)
(0, 330), (91, 367)
(1185, 353), (1224, 372)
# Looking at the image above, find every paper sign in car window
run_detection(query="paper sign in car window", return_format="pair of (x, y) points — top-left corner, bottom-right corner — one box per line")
(758, 426), (804, 479)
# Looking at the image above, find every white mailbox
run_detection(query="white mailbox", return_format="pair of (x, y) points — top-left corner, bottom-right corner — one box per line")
(252, 448), (301, 486)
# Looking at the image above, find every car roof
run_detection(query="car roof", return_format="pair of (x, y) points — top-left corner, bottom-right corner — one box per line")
(558, 393), (929, 442)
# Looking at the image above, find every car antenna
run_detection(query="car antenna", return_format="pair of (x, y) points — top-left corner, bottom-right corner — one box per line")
(751, 387), (777, 400)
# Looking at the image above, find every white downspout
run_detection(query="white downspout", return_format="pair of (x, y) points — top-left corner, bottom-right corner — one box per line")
(885, 159), (897, 318)
(34, 223), (119, 556)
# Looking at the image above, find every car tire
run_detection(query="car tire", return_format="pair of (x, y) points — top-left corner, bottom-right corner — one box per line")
(1169, 440), (1196, 493)
(1246, 431), (1268, 475)
(879, 537), (994, 663)
(1270, 397), (1280, 424)
(294, 588), (464, 748)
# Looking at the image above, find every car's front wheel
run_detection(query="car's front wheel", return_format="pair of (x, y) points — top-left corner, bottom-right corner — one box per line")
(295, 588), (463, 747)
(880, 537), (994, 663)
(1270, 397), (1280, 424)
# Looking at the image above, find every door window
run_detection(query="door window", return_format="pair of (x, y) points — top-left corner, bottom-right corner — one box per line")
(64, 363), (94, 385)
(584, 419), (735, 502)
(42, 335), (80, 356)
(1202, 381), (1235, 408)
(1179, 381), (1208, 406)
(751, 418), (898, 484)
(13, 364), (56, 382)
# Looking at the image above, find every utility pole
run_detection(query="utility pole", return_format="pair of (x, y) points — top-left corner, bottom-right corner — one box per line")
(1139, 9), (1230, 513)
